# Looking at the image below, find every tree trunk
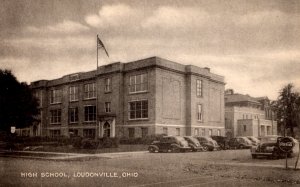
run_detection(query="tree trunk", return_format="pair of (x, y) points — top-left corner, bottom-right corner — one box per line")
(295, 142), (300, 170)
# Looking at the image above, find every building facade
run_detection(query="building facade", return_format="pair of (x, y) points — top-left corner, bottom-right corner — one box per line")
(27, 57), (225, 138)
(224, 89), (277, 138)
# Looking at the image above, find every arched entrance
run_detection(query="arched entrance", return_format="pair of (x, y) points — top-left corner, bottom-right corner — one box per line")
(103, 122), (111, 137)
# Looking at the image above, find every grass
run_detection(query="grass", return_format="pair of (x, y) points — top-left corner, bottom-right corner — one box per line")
(4, 144), (149, 154)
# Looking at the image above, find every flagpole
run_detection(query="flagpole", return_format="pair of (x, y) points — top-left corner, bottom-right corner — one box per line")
(96, 34), (99, 140)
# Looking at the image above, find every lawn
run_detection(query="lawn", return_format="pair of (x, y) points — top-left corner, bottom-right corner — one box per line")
(5, 144), (149, 154)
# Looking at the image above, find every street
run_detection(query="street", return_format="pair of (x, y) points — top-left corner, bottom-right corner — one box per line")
(1, 149), (300, 186)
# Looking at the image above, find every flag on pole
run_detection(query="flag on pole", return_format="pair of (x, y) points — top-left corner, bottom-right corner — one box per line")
(97, 35), (109, 57)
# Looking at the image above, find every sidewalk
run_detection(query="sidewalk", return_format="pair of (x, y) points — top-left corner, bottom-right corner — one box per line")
(0, 150), (148, 160)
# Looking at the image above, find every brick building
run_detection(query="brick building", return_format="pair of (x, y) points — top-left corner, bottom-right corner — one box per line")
(224, 89), (277, 138)
(27, 57), (225, 138)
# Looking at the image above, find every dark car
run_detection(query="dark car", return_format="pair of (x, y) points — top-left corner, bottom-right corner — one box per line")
(211, 136), (229, 150)
(148, 136), (191, 153)
(228, 137), (252, 149)
(194, 136), (220, 151)
(183, 136), (203, 151)
(251, 135), (299, 159)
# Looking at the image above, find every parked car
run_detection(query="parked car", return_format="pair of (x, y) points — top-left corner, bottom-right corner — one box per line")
(228, 137), (252, 149)
(148, 136), (191, 153)
(211, 136), (229, 150)
(251, 135), (299, 159)
(183, 136), (203, 151)
(246, 136), (260, 146)
(194, 136), (220, 151)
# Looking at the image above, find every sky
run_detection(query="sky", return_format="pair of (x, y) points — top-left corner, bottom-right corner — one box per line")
(0, 0), (300, 100)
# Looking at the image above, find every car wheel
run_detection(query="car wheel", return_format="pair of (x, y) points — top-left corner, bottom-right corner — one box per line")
(148, 147), (156, 153)
(202, 145), (208, 152)
(171, 146), (180, 153)
(252, 154), (257, 159)
(272, 152), (279, 159)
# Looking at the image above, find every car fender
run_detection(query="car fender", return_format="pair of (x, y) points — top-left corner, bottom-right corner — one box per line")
(148, 145), (159, 150)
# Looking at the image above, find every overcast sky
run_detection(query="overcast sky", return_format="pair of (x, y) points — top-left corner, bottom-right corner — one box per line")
(1, 0), (300, 100)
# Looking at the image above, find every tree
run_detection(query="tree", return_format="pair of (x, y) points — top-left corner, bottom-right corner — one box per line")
(0, 69), (39, 132)
(273, 83), (300, 137)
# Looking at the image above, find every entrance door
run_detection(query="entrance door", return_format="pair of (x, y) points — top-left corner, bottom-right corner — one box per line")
(103, 122), (111, 137)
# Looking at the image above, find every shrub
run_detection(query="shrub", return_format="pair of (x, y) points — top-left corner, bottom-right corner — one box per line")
(81, 138), (99, 149)
(98, 137), (119, 148)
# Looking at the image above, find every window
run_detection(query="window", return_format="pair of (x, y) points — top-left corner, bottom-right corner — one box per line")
(129, 100), (148, 120)
(196, 80), (202, 97)
(129, 73), (148, 93)
(243, 125), (247, 132)
(69, 86), (79, 102)
(201, 129), (205, 136)
(105, 102), (111, 113)
(197, 104), (203, 121)
(84, 83), (96, 99)
(208, 129), (212, 136)
(103, 122), (111, 137)
(50, 89), (62, 104)
(267, 126), (271, 135)
(104, 78), (111, 92)
(69, 107), (78, 123)
(217, 129), (221, 136)
(83, 129), (95, 138)
(84, 105), (96, 122)
(141, 128), (148, 138)
(50, 109), (61, 124)
(163, 127), (168, 135)
(194, 128), (199, 136)
(50, 130), (60, 137)
(128, 128), (135, 138)
(34, 90), (42, 106)
(176, 128), (180, 136)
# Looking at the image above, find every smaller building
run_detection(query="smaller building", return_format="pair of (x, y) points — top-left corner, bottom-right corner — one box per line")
(225, 89), (277, 138)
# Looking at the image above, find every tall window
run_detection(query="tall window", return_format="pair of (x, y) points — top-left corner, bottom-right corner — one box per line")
(128, 128), (135, 138)
(208, 129), (212, 136)
(50, 130), (60, 137)
(50, 109), (61, 124)
(34, 90), (42, 106)
(50, 89), (62, 104)
(129, 100), (148, 119)
(197, 104), (203, 121)
(69, 86), (79, 102)
(196, 80), (202, 97)
(129, 73), (148, 93)
(202, 129), (205, 136)
(83, 129), (95, 138)
(176, 128), (180, 136)
(105, 102), (111, 113)
(84, 83), (96, 99)
(194, 128), (199, 136)
(69, 107), (78, 123)
(104, 78), (111, 92)
(217, 129), (221, 136)
(84, 105), (96, 122)
(141, 128), (148, 138)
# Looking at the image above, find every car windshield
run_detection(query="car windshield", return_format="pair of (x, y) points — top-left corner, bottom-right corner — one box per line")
(248, 136), (259, 142)
(176, 136), (186, 142)
(205, 137), (214, 141)
(241, 137), (252, 144)
(186, 137), (199, 144)
(260, 137), (278, 144)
